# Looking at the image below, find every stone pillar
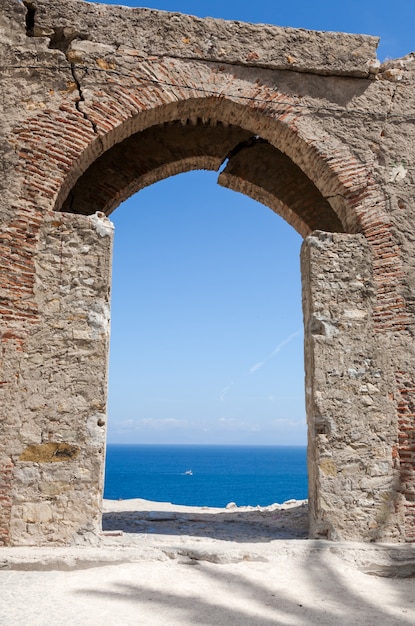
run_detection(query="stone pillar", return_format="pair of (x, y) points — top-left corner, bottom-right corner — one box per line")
(5, 211), (113, 545)
(302, 231), (401, 541)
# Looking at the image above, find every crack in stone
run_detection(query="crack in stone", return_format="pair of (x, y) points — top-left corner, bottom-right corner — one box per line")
(381, 84), (400, 137)
(70, 64), (99, 136)
(219, 135), (269, 172)
(48, 28), (80, 53)
(23, 1), (36, 37)
(325, 193), (348, 202)
(23, 0), (97, 135)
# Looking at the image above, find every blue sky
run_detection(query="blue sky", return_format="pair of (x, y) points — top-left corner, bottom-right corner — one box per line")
(95, 0), (414, 445)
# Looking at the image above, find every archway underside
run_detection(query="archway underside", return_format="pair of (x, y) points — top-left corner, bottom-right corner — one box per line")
(59, 121), (344, 238)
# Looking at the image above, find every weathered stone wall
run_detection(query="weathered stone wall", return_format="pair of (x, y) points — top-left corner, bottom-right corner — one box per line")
(4, 210), (113, 544)
(302, 232), (402, 541)
(0, 0), (414, 544)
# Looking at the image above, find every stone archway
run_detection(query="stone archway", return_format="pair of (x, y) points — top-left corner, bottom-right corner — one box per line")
(1, 0), (415, 545)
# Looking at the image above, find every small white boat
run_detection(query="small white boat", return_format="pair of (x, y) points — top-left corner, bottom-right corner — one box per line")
(183, 469), (193, 476)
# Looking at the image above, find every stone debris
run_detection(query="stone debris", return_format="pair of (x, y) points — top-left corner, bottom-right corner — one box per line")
(102, 498), (309, 542)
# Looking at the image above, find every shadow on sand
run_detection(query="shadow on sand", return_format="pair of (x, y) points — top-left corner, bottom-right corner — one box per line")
(75, 540), (415, 626)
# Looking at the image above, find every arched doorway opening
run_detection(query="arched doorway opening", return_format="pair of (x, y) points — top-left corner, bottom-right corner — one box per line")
(108, 171), (305, 446)
(103, 170), (306, 511)
(52, 104), (351, 538)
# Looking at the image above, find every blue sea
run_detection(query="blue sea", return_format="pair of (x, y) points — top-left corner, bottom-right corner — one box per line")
(104, 444), (308, 507)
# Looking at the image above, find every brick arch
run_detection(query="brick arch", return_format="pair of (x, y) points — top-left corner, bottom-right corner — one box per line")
(13, 59), (391, 244)
(57, 119), (343, 237)
(11, 63), (409, 330)
(48, 87), (381, 238)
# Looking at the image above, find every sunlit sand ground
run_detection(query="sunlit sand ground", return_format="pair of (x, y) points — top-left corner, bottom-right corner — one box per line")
(1, 498), (414, 626)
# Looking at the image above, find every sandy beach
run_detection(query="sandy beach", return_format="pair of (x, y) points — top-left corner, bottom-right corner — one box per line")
(1, 498), (415, 626)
